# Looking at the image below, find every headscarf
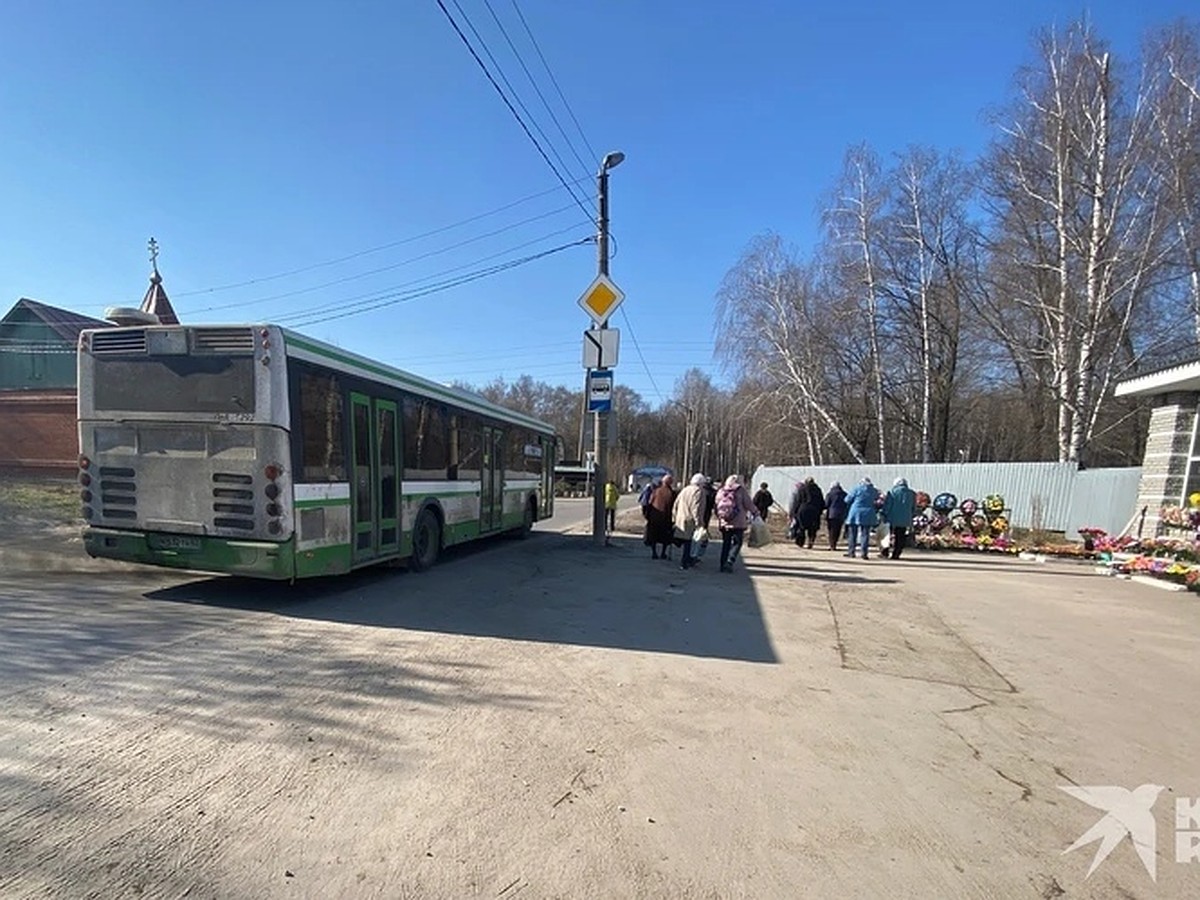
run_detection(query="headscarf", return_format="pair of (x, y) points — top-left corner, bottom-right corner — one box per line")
(894, 477), (908, 487)
(691, 473), (707, 486)
(804, 476), (815, 485)
(724, 474), (742, 489)
(661, 474), (674, 487)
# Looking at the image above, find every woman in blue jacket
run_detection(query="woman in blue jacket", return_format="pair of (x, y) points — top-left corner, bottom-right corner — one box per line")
(843, 477), (880, 559)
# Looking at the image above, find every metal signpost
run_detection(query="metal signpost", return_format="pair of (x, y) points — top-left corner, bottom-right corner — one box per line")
(581, 151), (625, 545)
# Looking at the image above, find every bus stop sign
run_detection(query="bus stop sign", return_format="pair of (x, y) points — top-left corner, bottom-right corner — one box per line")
(587, 368), (613, 413)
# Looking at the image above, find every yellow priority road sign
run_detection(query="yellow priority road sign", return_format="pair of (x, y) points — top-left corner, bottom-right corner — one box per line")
(577, 274), (625, 326)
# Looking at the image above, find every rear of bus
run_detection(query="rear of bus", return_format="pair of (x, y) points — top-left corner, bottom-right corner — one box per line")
(77, 324), (296, 579)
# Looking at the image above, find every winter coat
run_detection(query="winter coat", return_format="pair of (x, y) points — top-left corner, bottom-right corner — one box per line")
(752, 488), (774, 519)
(789, 481), (825, 529)
(844, 482), (881, 527)
(825, 485), (848, 521)
(882, 484), (917, 528)
(644, 484), (677, 546)
(715, 483), (755, 531)
(671, 484), (705, 538)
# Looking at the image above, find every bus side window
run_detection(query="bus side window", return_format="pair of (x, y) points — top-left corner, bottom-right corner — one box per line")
(299, 372), (346, 482)
(455, 415), (482, 481)
(403, 397), (448, 480)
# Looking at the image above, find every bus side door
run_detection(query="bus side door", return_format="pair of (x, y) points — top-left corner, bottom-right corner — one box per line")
(480, 426), (504, 533)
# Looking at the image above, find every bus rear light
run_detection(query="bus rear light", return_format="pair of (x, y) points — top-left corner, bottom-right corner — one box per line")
(82, 506), (93, 520)
(80, 472), (92, 487)
(79, 455), (91, 470)
(81, 489), (93, 503)
(266, 502), (281, 518)
(264, 483), (280, 500)
(264, 464), (281, 481)
(267, 520), (281, 535)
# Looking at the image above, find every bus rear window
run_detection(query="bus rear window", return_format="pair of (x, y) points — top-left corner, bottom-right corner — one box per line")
(93, 356), (256, 414)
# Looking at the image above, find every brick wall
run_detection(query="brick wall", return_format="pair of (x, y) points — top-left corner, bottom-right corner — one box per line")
(0, 391), (77, 473)
(1134, 391), (1198, 535)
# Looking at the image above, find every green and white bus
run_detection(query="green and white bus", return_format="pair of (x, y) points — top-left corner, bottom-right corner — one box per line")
(76, 323), (557, 580)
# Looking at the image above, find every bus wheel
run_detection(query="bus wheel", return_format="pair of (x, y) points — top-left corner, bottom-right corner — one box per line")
(411, 508), (441, 571)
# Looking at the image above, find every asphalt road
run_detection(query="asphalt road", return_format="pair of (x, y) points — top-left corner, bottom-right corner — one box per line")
(2, 519), (1199, 897)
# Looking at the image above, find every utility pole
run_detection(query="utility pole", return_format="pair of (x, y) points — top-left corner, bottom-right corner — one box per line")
(591, 151), (624, 545)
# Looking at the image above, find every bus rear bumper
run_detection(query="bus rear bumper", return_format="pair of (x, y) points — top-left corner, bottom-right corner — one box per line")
(83, 527), (295, 580)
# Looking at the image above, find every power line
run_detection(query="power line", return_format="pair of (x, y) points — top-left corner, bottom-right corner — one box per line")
(510, 0), (598, 164)
(265, 224), (591, 323)
(189, 206), (584, 313)
(617, 305), (667, 401)
(435, 0), (594, 223)
(287, 237), (592, 327)
(173, 177), (589, 299)
(481, 0), (591, 179)
(455, 0), (584, 191)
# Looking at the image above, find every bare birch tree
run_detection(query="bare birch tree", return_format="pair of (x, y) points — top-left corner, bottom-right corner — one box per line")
(715, 234), (867, 463)
(823, 145), (890, 462)
(981, 21), (1167, 463)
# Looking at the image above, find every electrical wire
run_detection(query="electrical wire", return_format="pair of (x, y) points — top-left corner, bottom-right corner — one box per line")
(172, 177), (590, 298)
(286, 237), (591, 327)
(617, 305), (667, 401)
(188, 204), (584, 313)
(264, 224), (592, 323)
(435, 0), (594, 223)
(453, 0), (584, 194)
(481, 0), (591, 179)
(509, 0), (598, 164)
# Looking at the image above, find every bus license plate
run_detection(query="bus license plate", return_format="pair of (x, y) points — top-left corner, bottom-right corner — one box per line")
(152, 535), (202, 552)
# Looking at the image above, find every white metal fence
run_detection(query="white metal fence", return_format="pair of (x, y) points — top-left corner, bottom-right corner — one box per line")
(750, 462), (1142, 537)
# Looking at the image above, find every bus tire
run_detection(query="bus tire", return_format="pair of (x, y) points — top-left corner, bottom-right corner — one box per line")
(411, 507), (441, 571)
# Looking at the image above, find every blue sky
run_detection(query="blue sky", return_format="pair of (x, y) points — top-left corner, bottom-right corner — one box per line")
(0, 1), (1192, 406)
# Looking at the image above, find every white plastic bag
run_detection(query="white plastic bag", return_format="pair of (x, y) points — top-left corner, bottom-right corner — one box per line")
(748, 517), (772, 548)
(692, 525), (710, 558)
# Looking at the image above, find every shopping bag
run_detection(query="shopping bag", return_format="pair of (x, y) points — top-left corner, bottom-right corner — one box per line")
(692, 526), (710, 558)
(748, 517), (772, 548)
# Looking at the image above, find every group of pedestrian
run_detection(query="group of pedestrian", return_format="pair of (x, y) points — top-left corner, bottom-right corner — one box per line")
(781, 475), (917, 561)
(639, 473), (755, 573)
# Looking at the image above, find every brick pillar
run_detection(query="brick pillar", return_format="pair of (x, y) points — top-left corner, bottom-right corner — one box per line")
(1134, 391), (1199, 536)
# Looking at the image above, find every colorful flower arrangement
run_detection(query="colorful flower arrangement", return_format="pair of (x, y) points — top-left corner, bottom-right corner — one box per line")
(900, 487), (1200, 593)
(1159, 505), (1200, 530)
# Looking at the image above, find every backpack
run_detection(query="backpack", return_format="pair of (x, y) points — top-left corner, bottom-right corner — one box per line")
(715, 486), (739, 522)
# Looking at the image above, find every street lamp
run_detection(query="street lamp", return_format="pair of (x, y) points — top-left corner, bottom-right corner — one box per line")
(592, 150), (624, 545)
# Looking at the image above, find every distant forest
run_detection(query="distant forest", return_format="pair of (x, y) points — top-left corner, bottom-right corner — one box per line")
(463, 18), (1200, 480)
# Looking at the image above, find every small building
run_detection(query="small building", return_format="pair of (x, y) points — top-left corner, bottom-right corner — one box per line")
(0, 299), (110, 473)
(0, 241), (182, 474)
(1114, 360), (1200, 534)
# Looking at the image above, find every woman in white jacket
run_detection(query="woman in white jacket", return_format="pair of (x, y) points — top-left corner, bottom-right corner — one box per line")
(671, 473), (708, 570)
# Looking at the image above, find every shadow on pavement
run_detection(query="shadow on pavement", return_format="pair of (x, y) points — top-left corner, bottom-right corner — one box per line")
(145, 532), (779, 664)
